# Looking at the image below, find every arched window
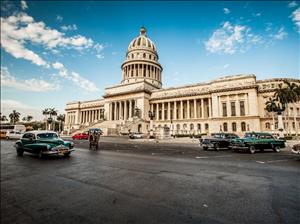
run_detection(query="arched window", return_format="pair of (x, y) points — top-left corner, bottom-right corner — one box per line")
(205, 123), (209, 131)
(176, 124), (180, 130)
(190, 124), (194, 130)
(232, 122), (237, 132)
(131, 54), (134, 59)
(143, 53), (146, 58)
(223, 123), (228, 132)
(149, 55), (152, 60)
(241, 122), (246, 132)
(265, 122), (270, 129)
(197, 123), (201, 131)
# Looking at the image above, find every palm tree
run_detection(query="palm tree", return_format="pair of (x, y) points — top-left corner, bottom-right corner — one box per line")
(265, 97), (279, 131)
(1, 114), (8, 122)
(42, 108), (50, 130)
(9, 110), (21, 124)
(26, 115), (33, 122)
(283, 81), (300, 137)
(57, 114), (65, 133)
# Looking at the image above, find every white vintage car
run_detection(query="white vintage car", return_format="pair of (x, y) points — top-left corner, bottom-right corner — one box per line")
(6, 130), (23, 140)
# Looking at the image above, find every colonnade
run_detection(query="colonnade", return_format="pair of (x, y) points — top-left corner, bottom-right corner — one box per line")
(122, 63), (161, 81)
(109, 100), (137, 121)
(80, 109), (104, 124)
(150, 98), (212, 121)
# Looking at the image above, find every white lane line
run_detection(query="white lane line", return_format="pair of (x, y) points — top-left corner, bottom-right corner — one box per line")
(256, 161), (266, 164)
(195, 155), (233, 159)
(266, 159), (290, 163)
(195, 156), (209, 159)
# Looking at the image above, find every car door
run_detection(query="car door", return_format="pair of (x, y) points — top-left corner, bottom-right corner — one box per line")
(21, 133), (36, 152)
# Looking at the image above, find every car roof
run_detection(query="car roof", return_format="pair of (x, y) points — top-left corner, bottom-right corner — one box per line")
(25, 131), (58, 135)
(245, 132), (272, 135)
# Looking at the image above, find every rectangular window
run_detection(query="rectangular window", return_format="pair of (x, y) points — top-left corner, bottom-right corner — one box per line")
(240, 101), (245, 116)
(222, 102), (227, 117)
(231, 102), (236, 116)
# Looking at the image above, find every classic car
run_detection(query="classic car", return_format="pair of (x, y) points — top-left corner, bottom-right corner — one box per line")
(15, 131), (74, 158)
(129, 132), (144, 139)
(6, 130), (24, 140)
(72, 132), (89, 140)
(230, 132), (285, 154)
(201, 133), (239, 151)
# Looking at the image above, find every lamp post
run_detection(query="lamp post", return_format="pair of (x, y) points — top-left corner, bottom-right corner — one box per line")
(148, 110), (155, 139)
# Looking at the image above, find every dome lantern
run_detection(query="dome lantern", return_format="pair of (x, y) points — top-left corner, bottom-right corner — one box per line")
(140, 27), (146, 36)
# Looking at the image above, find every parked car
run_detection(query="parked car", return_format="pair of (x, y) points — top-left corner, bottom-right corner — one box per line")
(72, 132), (89, 140)
(230, 132), (285, 154)
(15, 131), (74, 158)
(292, 144), (300, 158)
(6, 130), (23, 140)
(129, 132), (144, 139)
(201, 133), (239, 151)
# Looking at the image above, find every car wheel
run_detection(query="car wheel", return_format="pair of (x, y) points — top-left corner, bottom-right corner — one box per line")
(203, 146), (208, 151)
(249, 146), (256, 154)
(273, 146), (281, 153)
(64, 152), (70, 157)
(214, 143), (220, 151)
(16, 147), (24, 156)
(38, 151), (44, 159)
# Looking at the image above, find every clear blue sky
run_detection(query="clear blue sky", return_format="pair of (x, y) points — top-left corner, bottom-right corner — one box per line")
(1, 1), (299, 120)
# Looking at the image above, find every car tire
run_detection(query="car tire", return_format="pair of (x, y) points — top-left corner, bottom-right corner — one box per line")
(249, 146), (256, 154)
(16, 147), (24, 156)
(273, 146), (281, 153)
(214, 143), (220, 151)
(64, 152), (70, 157)
(203, 146), (208, 151)
(38, 151), (44, 159)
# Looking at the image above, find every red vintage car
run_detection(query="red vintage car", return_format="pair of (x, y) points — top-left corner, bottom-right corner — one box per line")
(72, 132), (89, 140)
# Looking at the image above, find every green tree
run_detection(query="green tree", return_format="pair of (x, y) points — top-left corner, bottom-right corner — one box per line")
(9, 110), (21, 124)
(56, 114), (65, 133)
(1, 114), (8, 122)
(265, 97), (279, 131)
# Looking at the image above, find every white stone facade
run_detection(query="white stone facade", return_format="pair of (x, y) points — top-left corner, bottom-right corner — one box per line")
(65, 27), (300, 136)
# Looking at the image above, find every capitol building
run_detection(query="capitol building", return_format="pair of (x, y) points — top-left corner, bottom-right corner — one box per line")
(65, 27), (300, 136)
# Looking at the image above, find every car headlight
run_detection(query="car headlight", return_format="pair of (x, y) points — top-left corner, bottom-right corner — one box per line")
(46, 145), (51, 150)
(70, 142), (74, 146)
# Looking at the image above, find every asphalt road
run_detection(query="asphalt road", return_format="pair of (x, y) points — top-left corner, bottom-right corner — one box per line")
(1, 138), (300, 224)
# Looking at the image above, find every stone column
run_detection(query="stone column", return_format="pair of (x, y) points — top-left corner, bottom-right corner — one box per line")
(180, 101), (183, 119)
(168, 102), (171, 120)
(174, 101), (177, 120)
(187, 100), (190, 119)
(162, 103), (165, 121)
(156, 103), (159, 120)
(114, 102), (117, 121)
(124, 101), (127, 120)
(201, 99), (204, 118)
(208, 98), (212, 118)
(245, 93), (249, 116)
(119, 102), (122, 120)
(129, 101), (132, 118)
(194, 99), (197, 118)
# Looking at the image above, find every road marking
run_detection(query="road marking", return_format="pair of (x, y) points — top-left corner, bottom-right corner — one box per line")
(266, 159), (290, 163)
(195, 156), (209, 159)
(195, 155), (232, 159)
(256, 161), (265, 164)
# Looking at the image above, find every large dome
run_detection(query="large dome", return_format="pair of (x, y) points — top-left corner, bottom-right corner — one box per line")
(121, 27), (162, 89)
(127, 27), (157, 52)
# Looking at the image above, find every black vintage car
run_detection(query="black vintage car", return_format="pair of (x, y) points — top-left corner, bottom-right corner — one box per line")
(201, 133), (239, 151)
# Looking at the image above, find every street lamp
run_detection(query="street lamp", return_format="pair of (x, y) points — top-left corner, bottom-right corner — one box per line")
(148, 110), (155, 139)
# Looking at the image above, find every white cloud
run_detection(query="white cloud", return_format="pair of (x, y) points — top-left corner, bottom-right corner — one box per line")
(51, 62), (98, 91)
(61, 24), (77, 31)
(94, 43), (104, 59)
(69, 72), (98, 92)
(204, 21), (262, 54)
(291, 8), (300, 33)
(1, 66), (60, 92)
(96, 54), (104, 59)
(288, 1), (297, 8)
(20, 0), (28, 10)
(56, 15), (63, 22)
(1, 12), (94, 67)
(271, 27), (288, 40)
(0, 99), (44, 121)
(223, 8), (230, 14)
(252, 12), (261, 17)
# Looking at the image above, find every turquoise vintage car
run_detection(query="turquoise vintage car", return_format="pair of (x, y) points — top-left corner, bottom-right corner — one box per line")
(15, 131), (74, 158)
(230, 132), (285, 154)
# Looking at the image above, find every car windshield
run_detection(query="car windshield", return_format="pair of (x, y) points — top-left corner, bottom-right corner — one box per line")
(37, 133), (58, 139)
(244, 133), (257, 138)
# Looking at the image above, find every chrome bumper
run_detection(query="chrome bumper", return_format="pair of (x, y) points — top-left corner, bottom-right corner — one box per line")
(42, 147), (74, 155)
